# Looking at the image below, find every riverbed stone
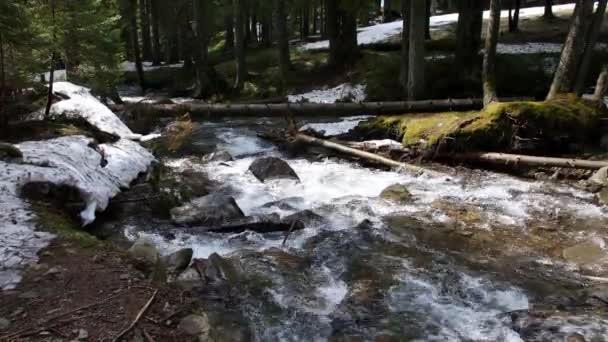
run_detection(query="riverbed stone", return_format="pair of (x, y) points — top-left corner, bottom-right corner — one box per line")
(589, 166), (608, 187)
(202, 150), (233, 163)
(248, 157), (300, 182)
(170, 194), (245, 225)
(379, 184), (413, 204)
(562, 241), (607, 265)
(163, 248), (193, 275)
(128, 239), (160, 272)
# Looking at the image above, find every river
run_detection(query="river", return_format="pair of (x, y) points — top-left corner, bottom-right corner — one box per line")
(125, 115), (608, 341)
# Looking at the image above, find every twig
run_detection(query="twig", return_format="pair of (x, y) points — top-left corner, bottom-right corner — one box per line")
(282, 220), (297, 247)
(111, 289), (159, 342)
(143, 329), (156, 342)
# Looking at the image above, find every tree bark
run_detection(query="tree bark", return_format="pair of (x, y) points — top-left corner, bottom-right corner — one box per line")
(574, 0), (608, 96)
(593, 64), (608, 101)
(224, 4), (235, 53)
(130, 0), (146, 90)
(301, 3), (310, 39)
(384, 0), (393, 22)
(140, 0), (152, 60)
(483, 0), (501, 106)
(546, 0), (594, 100)
(425, 0), (432, 39)
(451, 152), (608, 170)
(192, 0), (216, 98)
(408, 0), (426, 100)
(456, 0), (483, 76)
(544, 0), (554, 19)
(45, 0), (57, 118)
(328, 0), (358, 66)
(399, 0), (410, 96)
(233, 0), (247, 91)
(150, 0), (162, 65)
(276, 0), (291, 79)
(508, 0), (521, 32)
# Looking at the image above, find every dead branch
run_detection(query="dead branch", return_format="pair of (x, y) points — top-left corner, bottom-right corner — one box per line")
(112, 289), (159, 342)
(449, 152), (608, 170)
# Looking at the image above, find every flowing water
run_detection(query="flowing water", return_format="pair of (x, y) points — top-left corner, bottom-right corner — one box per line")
(126, 116), (608, 341)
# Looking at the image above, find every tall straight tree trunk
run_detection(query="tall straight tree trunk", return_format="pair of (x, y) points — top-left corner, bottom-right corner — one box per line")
(192, 0), (214, 98)
(261, 11), (272, 47)
(544, 0), (554, 19)
(327, 0), (339, 65)
(425, 0), (431, 39)
(321, 0), (327, 38)
(384, 0), (392, 22)
(0, 33), (6, 132)
(456, 0), (483, 76)
(328, 0), (358, 66)
(302, 3), (310, 39)
(45, 0), (57, 118)
(408, 0), (426, 100)
(251, 14), (258, 43)
(574, 0), (608, 96)
(234, 0), (247, 91)
(140, 0), (152, 60)
(483, 0), (501, 106)
(130, 0), (146, 90)
(399, 0), (410, 96)
(547, 0), (594, 100)
(224, 0), (235, 53)
(313, 0), (318, 35)
(150, 0), (162, 65)
(276, 0), (291, 79)
(508, 0), (521, 32)
(593, 65), (608, 101)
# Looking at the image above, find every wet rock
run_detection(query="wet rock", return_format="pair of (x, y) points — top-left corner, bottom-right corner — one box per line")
(202, 150), (233, 163)
(261, 197), (305, 211)
(562, 240), (607, 265)
(176, 267), (203, 290)
(162, 248), (193, 275)
(589, 166), (608, 187)
(0, 317), (10, 330)
(178, 314), (211, 337)
(248, 157), (300, 183)
(0, 143), (23, 163)
(128, 239), (160, 272)
(207, 214), (304, 234)
(282, 210), (328, 227)
(170, 194), (245, 225)
(379, 184), (413, 204)
(599, 187), (608, 206)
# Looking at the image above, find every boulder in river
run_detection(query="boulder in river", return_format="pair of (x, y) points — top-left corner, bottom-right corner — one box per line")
(589, 166), (608, 187)
(283, 210), (328, 227)
(163, 248), (193, 276)
(202, 150), (233, 163)
(248, 157), (300, 183)
(170, 193), (245, 225)
(379, 184), (413, 204)
(207, 214), (305, 234)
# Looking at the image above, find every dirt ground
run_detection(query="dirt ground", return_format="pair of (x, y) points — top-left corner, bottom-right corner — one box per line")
(0, 239), (195, 342)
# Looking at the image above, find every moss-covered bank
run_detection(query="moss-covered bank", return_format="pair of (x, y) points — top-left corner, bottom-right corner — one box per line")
(354, 95), (608, 155)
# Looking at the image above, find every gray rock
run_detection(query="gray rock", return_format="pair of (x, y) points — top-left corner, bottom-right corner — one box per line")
(178, 314), (210, 338)
(248, 157), (300, 183)
(170, 194), (245, 225)
(589, 166), (608, 187)
(207, 214), (303, 234)
(261, 197), (305, 211)
(163, 248), (193, 275)
(202, 150), (233, 163)
(282, 210), (327, 227)
(599, 187), (608, 206)
(0, 317), (10, 330)
(379, 184), (413, 204)
(128, 239), (160, 272)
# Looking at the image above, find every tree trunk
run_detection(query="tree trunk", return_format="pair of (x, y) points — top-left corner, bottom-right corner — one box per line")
(544, 0), (554, 19)
(508, 0), (521, 32)
(130, 0), (146, 90)
(234, 0), (247, 91)
(399, 0), (410, 96)
(302, 3), (310, 39)
(313, 0), (318, 35)
(261, 11), (272, 47)
(150, 0), (162, 65)
(140, 0), (152, 60)
(0, 33), (7, 132)
(456, 0), (483, 76)
(483, 0), (500, 106)
(45, 0), (57, 118)
(451, 152), (608, 170)
(384, 0), (392, 22)
(276, 0), (291, 79)
(251, 14), (258, 43)
(224, 0), (235, 53)
(328, 1), (358, 66)
(546, 0), (594, 100)
(408, 0), (426, 100)
(321, 0), (327, 38)
(574, 0), (608, 96)
(425, 0), (432, 39)
(593, 64), (608, 101)
(192, 0), (212, 98)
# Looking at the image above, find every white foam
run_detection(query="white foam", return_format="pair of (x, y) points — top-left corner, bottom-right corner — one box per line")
(288, 84), (367, 104)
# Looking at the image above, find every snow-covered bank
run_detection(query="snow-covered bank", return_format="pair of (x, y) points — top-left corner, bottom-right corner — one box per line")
(0, 82), (155, 290)
(288, 84), (366, 104)
(300, 3), (579, 51)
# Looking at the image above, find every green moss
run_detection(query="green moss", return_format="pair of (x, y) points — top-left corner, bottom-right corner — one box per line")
(30, 202), (99, 248)
(358, 96), (607, 155)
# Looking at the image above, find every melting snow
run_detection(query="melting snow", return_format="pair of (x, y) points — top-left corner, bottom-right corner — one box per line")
(0, 82), (154, 290)
(299, 115), (371, 136)
(288, 84), (366, 104)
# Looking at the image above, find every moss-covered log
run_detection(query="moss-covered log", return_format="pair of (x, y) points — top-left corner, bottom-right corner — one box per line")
(354, 95), (608, 155)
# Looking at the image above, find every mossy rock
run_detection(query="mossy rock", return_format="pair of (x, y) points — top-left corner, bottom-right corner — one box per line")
(356, 95), (608, 155)
(30, 201), (99, 248)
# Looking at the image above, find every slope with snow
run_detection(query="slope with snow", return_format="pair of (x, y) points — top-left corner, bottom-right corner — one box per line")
(0, 83), (155, 290)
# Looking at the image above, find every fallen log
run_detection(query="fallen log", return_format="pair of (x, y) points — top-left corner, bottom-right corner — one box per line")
(450, 152), (608, 170)
(294, 133), (441, 176)
(112, 97), (532, 117)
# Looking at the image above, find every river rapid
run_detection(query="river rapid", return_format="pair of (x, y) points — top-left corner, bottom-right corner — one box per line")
(124, 116), (608, 341)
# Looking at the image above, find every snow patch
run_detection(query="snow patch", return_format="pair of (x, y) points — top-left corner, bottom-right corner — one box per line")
(288, 84), (366, 104)
(299, 115), (371, 136)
